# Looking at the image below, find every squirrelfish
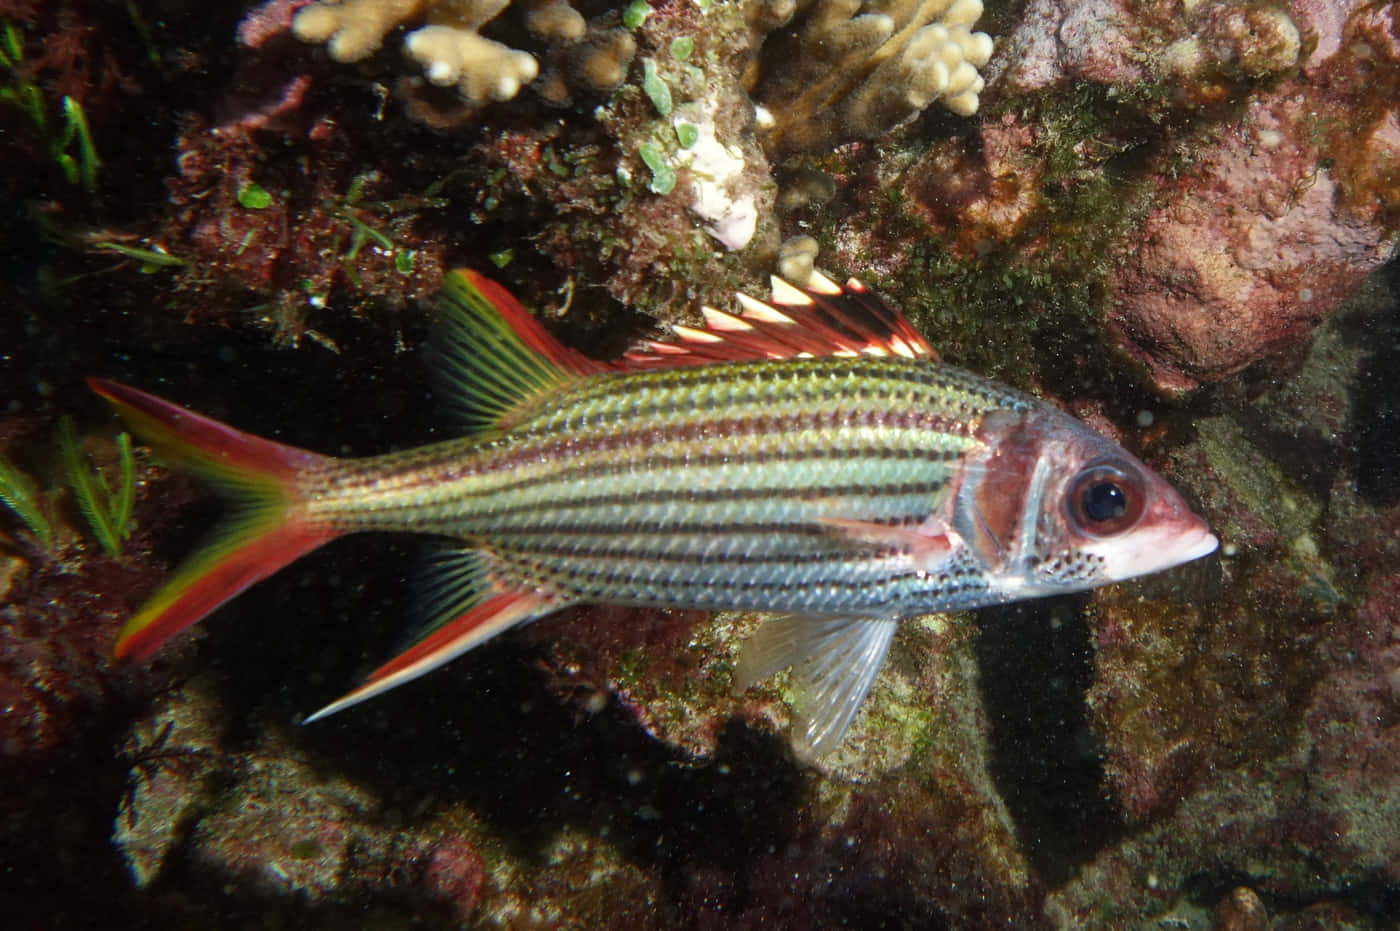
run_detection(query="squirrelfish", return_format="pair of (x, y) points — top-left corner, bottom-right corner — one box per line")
(92, 270), (1217, 757)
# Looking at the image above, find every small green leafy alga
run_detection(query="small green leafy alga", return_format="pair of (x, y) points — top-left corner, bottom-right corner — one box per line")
(622, 0), (651, 29)
(637, 143), (676, 195)
(237, 182), (274, 209)
(641, 59), (673, 117)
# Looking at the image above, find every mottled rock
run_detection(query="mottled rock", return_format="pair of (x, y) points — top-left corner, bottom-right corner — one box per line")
(1213, 886), (1268, 931)
(1106, 89), (1396, 393)
(112, 684), (224, 887)
(987, 0), (1400, 393)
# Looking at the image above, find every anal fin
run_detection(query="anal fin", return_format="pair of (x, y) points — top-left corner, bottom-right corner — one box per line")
(303, 546), (562, 722)
(304, 588), (556, 723)
(736, 614), (898, 760)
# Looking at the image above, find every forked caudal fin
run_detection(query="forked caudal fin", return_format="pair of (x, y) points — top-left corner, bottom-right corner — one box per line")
(87, 378), (340, 661)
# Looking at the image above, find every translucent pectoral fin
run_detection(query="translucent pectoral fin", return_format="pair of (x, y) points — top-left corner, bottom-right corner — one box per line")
(736, 614), (899, 760)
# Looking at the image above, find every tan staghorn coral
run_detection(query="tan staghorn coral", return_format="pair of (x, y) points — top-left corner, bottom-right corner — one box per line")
(292, 0), (639, 117)
(291, 0), (426, 62)
(404, 23), (539, 104)
(747, 0), (994, 153)
(522, 0), (586, 41)
(294, 0), (540, 107)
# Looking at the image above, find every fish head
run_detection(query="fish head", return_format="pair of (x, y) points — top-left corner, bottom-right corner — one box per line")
(958, 406), (1218, 598)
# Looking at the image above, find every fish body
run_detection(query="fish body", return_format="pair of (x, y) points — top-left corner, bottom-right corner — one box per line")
(92, 271), (1216, 756)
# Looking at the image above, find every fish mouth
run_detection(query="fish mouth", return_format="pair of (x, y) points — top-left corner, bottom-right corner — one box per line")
(1095, 516), (1220, 582)
(1157, 498), (1220, 566)
(1125, 488), (1220, 572)
(1178, 527), (1220, 563)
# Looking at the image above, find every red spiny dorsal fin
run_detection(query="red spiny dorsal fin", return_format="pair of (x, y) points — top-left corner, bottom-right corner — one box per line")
(619, 273), (938, 369)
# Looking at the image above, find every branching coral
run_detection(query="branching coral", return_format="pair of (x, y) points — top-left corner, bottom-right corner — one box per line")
(291, 0), (424, 62)
(291, 0), (989, 147)
(532, 24), (637, 107)
(403, 23), (539, 105)
(747, 0), (994, 153)
(293, 0), (540, 107)
(291, 0), (637, 121)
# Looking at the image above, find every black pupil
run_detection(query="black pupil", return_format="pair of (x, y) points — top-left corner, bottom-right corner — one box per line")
(1082, 481), (1127, 522)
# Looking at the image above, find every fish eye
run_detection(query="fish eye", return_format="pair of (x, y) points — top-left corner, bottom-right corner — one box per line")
(1066, 462), (1146, 537)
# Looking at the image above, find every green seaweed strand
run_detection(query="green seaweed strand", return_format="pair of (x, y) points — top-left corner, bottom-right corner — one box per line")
(0, 453), (54, 551)
(59, 417), (135, 557)
(57, 96), (101, 193)
(0, 25), (101, 192)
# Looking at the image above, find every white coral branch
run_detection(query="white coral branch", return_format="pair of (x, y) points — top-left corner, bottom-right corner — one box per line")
(404, 25), (539, 103)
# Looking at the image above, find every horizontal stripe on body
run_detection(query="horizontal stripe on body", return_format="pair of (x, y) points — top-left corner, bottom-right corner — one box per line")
(507, 357), (1026, 433)
(306, 355), (1027, 499)
(491, 540), (996, 614)
(298, 355), (1031, 616)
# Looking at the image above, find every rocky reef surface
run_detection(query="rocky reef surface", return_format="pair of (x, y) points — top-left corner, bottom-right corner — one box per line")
(1, 0), (1398, 928)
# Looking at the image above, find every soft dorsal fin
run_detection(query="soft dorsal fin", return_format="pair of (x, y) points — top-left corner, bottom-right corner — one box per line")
(621, 272), (938, 369)
(434, 270), (611, 432)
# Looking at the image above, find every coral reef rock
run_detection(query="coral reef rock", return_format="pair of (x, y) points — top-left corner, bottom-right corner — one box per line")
(746, 0), (994, 153)
(112, 684), (224, 887)
(1106, 87), (1398, 393)
(1045, 282), (1400, 926)
(991, 0), (1400, 393)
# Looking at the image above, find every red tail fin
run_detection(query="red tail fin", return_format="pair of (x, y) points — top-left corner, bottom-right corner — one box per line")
(88, 378), (340, 660)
